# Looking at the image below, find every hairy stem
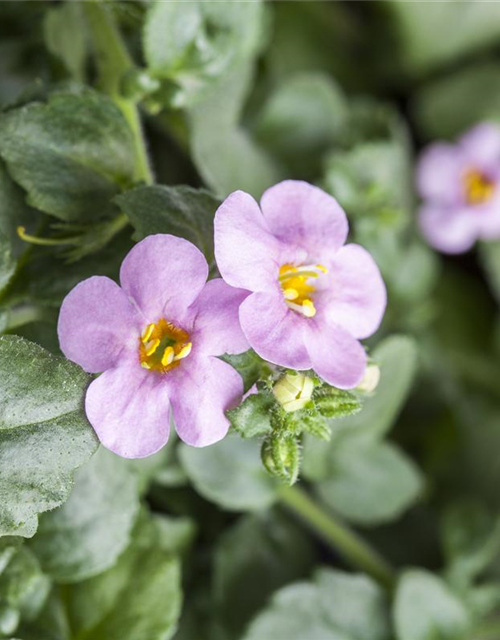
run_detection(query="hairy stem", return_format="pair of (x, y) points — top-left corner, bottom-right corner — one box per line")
(280, 485), (395, 590)
(83, 1), (153, 185)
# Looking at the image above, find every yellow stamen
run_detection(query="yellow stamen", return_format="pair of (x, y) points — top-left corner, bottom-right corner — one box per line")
(175, 342), (192, 360)
(141, 323), (155, 343)
(279, 269), (319, 282)
(464, 169), (495, 205)
(283, 288), (299, 300)
(302, 300), (316, 318)
(145, 338), (160, 356)
(161, 346), (175, 366)
(139, 318), (192, 374)
(316, 264), (328, 274)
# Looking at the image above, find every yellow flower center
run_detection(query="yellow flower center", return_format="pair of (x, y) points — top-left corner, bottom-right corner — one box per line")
(279, 263), (328, 318)
(139, 318), (192, 373)
(463, 169), (495, 205)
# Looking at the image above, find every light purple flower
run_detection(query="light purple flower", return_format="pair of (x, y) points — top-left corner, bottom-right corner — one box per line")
(417, 122), (500, 253)
(58, 234), (249, 458)
(214, 180), (386, 389)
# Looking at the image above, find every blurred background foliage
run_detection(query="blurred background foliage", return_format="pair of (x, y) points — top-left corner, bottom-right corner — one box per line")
(1, 2), (500, 639)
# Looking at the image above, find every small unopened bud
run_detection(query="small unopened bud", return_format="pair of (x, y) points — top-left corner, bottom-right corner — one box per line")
(273, 373), (314, 413)
(357, 364), (381, 393)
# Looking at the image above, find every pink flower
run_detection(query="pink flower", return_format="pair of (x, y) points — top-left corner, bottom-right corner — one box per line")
(417, 122), (500, 253)
(214, 180), (386, 389)
(58, 234), (249, 458)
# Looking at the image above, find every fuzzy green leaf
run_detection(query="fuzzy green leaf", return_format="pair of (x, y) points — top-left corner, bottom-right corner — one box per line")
(30, 448), (140, 583)
(116, 184), (219, 263)
(227, 391), (274, 439)
(179, 434), (279, 511)
(0, 335), (98, 537)
(67, 513), (182, 640)
(243, 568), (390, 640)
(43, 3), (87, 82)
(254, 73), (347, 179)
(0, 90), (135, 221)
(143, 0), (265, 107)
(394, 570), (470, 640)
(221, 350), (265, 393)
(213, 511), (315, 639)
(316, 441), (423, 526)
(189, 62), (284, 198)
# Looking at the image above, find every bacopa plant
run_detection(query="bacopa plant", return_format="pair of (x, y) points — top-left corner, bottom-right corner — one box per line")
(1, 2), (500, 640)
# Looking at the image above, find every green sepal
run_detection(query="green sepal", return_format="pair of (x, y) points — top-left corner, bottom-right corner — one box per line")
(312, 384), (361, 418)
(227, 391), (275, 439)
(261, 435), (300, 486)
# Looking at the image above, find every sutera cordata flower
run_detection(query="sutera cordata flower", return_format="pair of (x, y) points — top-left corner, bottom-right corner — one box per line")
(214, 180), (386, 389)
(417, 122), (500, 253)
(58, 234), (248, 458)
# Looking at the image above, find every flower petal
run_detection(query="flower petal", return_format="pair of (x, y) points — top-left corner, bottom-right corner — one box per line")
(58, 276), (141, 373)
(85, 364), (171, 459)
(416, 143), (463, 205)
(419, 205), (477, 254)
(477, 194), (500, 240)
(239, 291), (311, 370)
(120, 234), (208, 321)
(460, 122), (500, 169)
(324, 244), (386, 340)
(189, 278), (250, 356)
(214, 190), (300, 292)
(304, 319), (367, 389)
(260, 180), (348, 256)
(169, 356), (242, 447)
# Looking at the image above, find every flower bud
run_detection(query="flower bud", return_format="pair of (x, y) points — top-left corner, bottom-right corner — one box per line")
(357, 363), (381, 393)
(273, 373), (314, 413)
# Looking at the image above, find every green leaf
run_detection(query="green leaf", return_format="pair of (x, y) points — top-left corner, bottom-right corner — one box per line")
(221, 350), (265, 393)
(189, 62), (284, 198)
(329, 335), (417, 443)
(385, 1), (500, 75)
(115, 184), (219, 263)
(254, 73), (348, 178)
(242, 568), (390, 640)
(316, 441), (423, 526)
(0, 159), (35, 259)
(0, 89), (135, 221)
(16, 590), (71, 640)
(0, 231), (15, 293)
(323, 138), (411, 224)
(227, 391), (274, 439)
(412, 62), (500, 140)
(67, 513), (182, 640)
(213, 511), (315, 640)
(179, 434), (279, 511)
(29, 447), (140, 583)
(313, 385), (361, 419)
(441, 501), (500, 588)
(0, 335), (98, 537)
(302, 336), (418, 482)
(479, 240), (500, 307)
(0, 540), (50, 637)
(394, 570), (471, 640)
(43, 3), (87, 82)
(143, 0), (265, 107)
(153, 514), (197, 558)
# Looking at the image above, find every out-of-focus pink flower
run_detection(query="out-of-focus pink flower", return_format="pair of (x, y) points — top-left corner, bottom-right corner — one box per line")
(58, 234), (249, 458)
(417, 122), (500, 253)
(214, 180), (386, 389)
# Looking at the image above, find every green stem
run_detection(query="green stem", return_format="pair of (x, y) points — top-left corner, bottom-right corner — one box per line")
(83, 1), (153, 185)
(280, 485), (395, 590)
